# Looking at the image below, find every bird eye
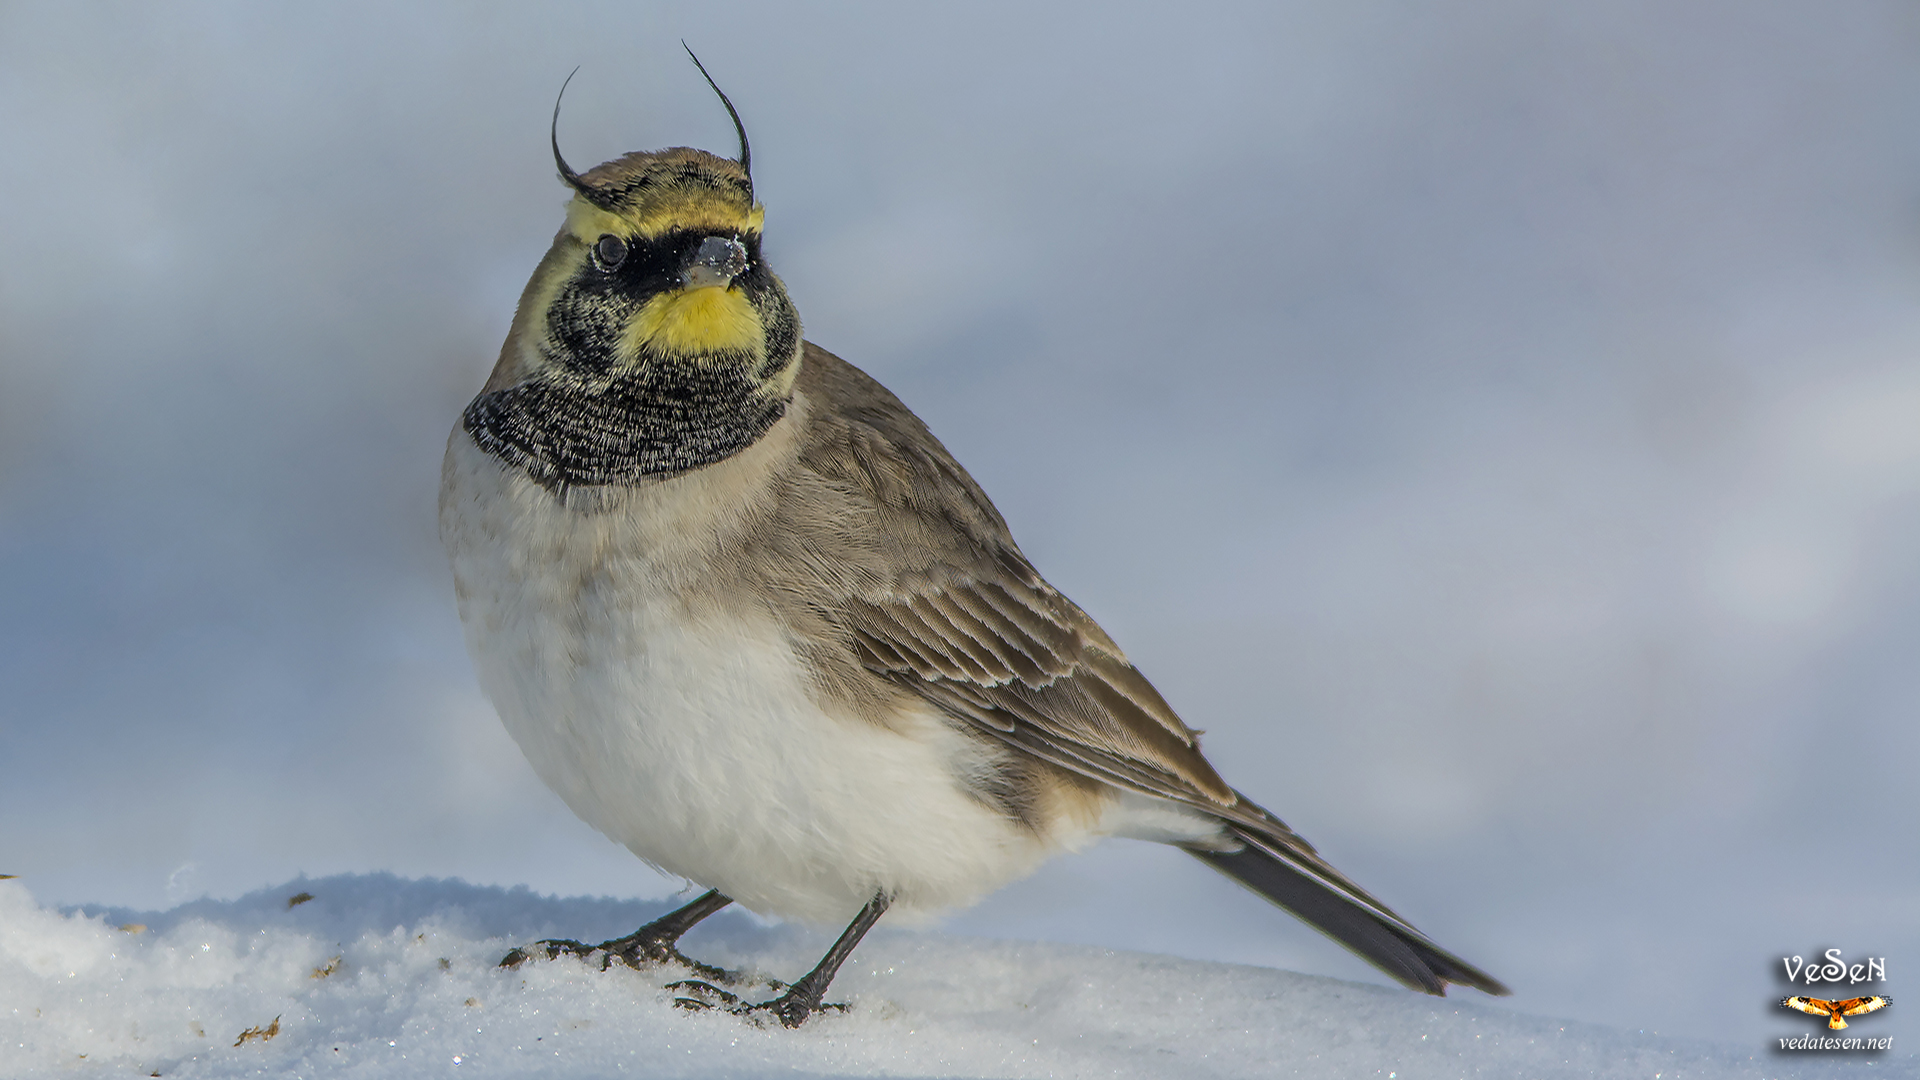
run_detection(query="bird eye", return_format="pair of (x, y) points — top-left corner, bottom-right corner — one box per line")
(593, 234), (628, 271)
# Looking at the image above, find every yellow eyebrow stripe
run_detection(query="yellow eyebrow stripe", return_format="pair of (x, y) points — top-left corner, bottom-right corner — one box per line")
(567, 194), (765, 243)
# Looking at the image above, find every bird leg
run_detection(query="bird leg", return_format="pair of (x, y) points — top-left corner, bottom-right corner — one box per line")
(500, 889), (737, 983)
(750, 890), (891, 1028)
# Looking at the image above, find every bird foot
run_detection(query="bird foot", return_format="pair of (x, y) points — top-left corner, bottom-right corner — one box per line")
(499, 937), (741, 985)
(750, 989), (851, 1028)
(754, 988), (842, 1028)
(499, 939), (591, 969)
(665, 980), (847, 1027)
(599, 933), (741, 984)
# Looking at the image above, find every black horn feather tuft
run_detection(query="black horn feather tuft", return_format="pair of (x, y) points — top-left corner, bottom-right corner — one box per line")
(551, 68), (620, 210)
(682, 43), (752, 204)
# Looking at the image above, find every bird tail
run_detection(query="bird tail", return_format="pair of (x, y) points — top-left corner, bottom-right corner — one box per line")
(1185, 823), (1509, 997)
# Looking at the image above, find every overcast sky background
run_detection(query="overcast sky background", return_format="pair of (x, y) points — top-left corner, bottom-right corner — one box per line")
(2, 1), (1916, 1050)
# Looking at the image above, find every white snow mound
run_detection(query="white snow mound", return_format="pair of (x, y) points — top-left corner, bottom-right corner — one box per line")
(0, 875), (1827, 1078)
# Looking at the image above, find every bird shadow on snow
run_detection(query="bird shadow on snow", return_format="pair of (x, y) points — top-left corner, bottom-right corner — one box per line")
(3, 874), (1881, 1080)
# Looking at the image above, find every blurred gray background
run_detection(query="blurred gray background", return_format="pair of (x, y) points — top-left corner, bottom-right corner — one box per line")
(3, 0), (1915, 1051)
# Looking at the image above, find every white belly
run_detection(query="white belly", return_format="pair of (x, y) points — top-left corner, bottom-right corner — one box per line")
(440, 429), (1054, 925)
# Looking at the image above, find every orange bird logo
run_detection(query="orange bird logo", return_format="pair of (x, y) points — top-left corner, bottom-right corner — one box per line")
(1780, 995), (1892, 1030)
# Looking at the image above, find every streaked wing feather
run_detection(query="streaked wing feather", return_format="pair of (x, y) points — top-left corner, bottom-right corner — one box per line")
(844, 574), (1240, 807)
(798, 343), (1304, 815)
(962, 686), (1214, 799)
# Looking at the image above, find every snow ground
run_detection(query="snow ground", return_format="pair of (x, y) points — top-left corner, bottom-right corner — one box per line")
(0, 876), (1879, 1080)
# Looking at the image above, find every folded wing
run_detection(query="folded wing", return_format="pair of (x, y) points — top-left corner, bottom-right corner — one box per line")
(794, 346), (1508, 997)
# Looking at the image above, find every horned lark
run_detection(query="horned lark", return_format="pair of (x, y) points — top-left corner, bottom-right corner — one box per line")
(440, 56), (1508, 1027)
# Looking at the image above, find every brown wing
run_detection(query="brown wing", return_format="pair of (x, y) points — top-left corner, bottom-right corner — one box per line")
(785, 345), (1413, 920)
(847, 562), (1240, 806)
(776, 346), (1508, 997)
(785, 345), (1226, 799)
(1836, 996), (1891, 1017)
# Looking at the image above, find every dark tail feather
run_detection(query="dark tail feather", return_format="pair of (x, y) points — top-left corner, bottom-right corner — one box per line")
(1187, 829), (1509, 997)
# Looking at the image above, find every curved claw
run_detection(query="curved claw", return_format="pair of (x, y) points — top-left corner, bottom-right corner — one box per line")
(499, 938), (593, 968)
(665, 979), (741, 1010)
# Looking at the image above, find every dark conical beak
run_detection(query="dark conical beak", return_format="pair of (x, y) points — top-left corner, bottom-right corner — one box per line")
(682, 236), (749, 290)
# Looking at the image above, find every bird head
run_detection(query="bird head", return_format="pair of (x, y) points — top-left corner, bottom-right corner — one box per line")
(486, 67), (801, 404)
(462, 59), (806, 491)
